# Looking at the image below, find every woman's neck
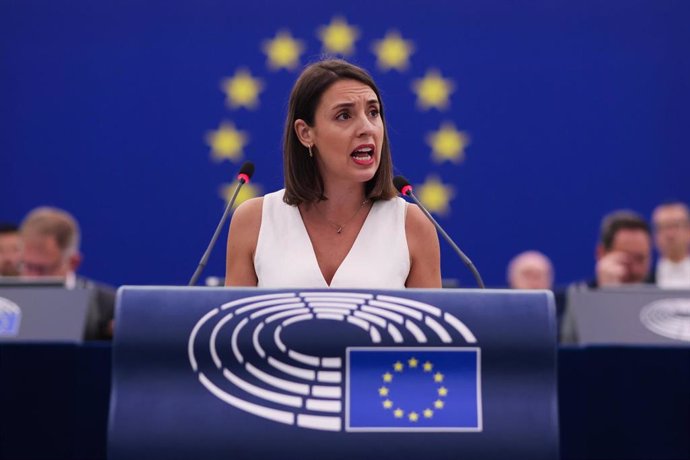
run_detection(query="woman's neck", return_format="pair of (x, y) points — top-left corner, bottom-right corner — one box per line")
(320, 182), (366, 210)
(301, 181), (366, 222)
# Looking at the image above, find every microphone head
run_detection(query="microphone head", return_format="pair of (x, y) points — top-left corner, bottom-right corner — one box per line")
(237, 161), (255, 183)
(393, 176), (413, 196)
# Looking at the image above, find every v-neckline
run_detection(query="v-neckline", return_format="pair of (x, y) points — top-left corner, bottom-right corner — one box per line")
(294, 202), (376, 287)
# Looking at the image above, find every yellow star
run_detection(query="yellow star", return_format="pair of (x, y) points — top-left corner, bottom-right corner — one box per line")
(408, 357), (418, 368)
(415, 175), (455, 216)
(438, 386), (448, 397)
(423, 361), (433, 372)
(378, 386), (389, 397)
(219, 181), (260, 210)
(394, 408), (404, 418)
(317, 16), (359, 55)
(382, 399), (393, 409)
(372, 30), (415, 72)
(262, 30), (305, 71)
(220, 68), (264, 110)
(423, 409), (434, 419)
(434, 399), (445, 409)
(205, 121), (248, 162)
(433, 372), (444, 383)
(393, 361), (404, 372)
(412, 69), (455, 110)
(427, 122), (470, 163)
(408, 412), (419, 422)
(382, 372), (393, 383)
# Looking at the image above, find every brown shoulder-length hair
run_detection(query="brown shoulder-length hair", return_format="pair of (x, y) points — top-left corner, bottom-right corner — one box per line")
(283, 59), (397, 205)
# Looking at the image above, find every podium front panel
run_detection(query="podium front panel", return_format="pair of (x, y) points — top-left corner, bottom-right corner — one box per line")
(109, 287), (558, 459)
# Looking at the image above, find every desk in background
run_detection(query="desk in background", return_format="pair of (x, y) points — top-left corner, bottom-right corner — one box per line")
(0, 345), (687, 460)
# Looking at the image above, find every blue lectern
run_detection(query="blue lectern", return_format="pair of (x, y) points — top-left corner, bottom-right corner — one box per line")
(108, 287), (558, 459)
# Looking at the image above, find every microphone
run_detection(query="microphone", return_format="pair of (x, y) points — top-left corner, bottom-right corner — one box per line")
(188, 161), (255, 286)
(393, 176), (485, 289)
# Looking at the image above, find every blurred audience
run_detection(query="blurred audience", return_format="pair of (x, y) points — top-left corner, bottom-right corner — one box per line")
(0, 223), (21, 277)
(561, 210), (653, 343)
(20, 207), (115, 340)
(507, 250), (554, 289)
(652, 201), (690, 288)
(593, 210), (652, 287)
(507, 250), (566, 334)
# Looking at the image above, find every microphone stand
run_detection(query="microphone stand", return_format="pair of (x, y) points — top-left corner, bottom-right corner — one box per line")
(188, 179), (246, 286)
(406, 190), (485, 289)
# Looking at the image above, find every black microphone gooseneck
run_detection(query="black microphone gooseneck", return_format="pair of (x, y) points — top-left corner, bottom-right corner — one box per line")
(188, 161), (255, 286)
(393, 176), (485, 289)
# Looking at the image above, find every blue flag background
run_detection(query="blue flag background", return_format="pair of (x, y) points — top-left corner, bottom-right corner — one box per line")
(1, 0), (689, 287)
(347, 347), (480, 430)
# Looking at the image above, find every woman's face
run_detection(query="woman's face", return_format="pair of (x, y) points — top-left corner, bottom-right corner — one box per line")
(298, 79), (384, 188)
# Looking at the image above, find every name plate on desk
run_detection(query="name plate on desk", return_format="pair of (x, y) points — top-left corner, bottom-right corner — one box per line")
(0, 285), (92, 342)
(109, 287), (558, 460)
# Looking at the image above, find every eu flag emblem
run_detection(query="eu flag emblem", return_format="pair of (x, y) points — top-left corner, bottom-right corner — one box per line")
(346, 347), (481, 432)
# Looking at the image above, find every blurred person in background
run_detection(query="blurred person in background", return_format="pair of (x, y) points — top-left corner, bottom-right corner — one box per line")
(20, 206), (115, 340)
(507, 250), (554, 290)
(652, 201), (690, 288)
(592, 210), (653, 287)
(561, 210), (653, 343)
(507, 250), (566, 331)
(0, 223), (21, 277)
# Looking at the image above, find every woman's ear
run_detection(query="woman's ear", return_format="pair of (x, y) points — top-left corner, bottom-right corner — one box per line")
(294, 119), (313, 148)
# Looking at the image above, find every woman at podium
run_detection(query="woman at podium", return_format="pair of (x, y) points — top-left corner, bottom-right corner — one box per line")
(225, 59), (440, 289)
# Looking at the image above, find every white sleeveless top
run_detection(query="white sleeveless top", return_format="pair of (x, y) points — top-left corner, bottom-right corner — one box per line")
(254, 190), (410, 288)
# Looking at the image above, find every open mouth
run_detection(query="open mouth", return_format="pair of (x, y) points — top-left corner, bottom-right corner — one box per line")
(351, 145), (374, 164)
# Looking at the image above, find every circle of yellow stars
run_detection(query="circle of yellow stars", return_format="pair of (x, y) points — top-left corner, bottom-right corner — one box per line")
(427, 122), (470, 164)
(221, 68), (263, 110)
(205, 121), (248, 162)
(416, 176), (456, 217)
(318, 16), (359, 56)
(206, 16), (466, 215)
(378, 357), (447, 423)
(412, 69), (455, 111)
(372, 30), (415, 72)
(262, 30), (305, 71)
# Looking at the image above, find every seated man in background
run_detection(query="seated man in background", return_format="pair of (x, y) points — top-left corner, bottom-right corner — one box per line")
(592, 210), (653, 287)
(20, 207), (115, 340)
(652, 201), (690, 288)
(507, 250), (554, 290)
(561, 210), (653, 343)
(507, 250), (566, 327)
(0, 223), (21, 277)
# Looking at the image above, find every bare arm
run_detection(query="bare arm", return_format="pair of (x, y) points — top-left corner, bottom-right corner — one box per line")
(405, 204), (442, 288)
(225, 197), (263, 286)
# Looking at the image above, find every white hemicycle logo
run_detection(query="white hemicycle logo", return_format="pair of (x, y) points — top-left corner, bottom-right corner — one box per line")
(188, 291), (478, 431)
(640, 298), (690, 342)
(0, 296), (21, 337)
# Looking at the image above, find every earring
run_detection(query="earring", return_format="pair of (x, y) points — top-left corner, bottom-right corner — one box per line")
(308, 144), (313, 158)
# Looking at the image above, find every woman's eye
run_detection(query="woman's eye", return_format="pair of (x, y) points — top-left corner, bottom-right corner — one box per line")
(336, 112), (351, 120)
(370, 108), (380, 117)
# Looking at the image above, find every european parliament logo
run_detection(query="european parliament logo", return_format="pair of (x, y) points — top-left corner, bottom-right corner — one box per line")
(188, 291), (482, 433)
(640, 298), (690, 342)
(0, 296), (21, 337)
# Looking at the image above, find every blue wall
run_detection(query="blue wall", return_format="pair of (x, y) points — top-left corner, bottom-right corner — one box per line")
(1, 0), (688, 287)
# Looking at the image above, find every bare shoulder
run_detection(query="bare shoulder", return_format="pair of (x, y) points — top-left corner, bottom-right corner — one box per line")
(230, 197), (264, 231)
(404, 202), (436, 240)
(404, 202), (442, 288)
(225, 197), (264, 287)
(227, 197), (264, 252)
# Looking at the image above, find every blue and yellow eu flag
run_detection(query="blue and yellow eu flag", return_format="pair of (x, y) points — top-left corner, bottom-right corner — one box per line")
(346, 347), (481, 431)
